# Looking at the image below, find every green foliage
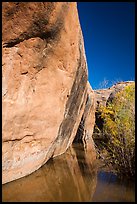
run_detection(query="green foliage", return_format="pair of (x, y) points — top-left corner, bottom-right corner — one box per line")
(97, 83), (135, 178)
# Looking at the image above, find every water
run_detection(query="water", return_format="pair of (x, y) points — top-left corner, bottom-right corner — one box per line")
(92, 171), (135, 202)
(2, 144), (135, 202)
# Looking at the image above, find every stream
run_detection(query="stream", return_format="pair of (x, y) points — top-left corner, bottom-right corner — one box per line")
(2, 143), (135, 202)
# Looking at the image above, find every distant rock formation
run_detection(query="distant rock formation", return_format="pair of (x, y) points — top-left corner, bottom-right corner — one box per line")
(2, 2), (96, 184)
(94, 81), (135, 131)
(94, 81), (134, 108)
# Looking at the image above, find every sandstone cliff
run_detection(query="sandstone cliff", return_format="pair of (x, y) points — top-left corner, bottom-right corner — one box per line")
(94, 81), (134, 108)
(2, 2), (96, 184)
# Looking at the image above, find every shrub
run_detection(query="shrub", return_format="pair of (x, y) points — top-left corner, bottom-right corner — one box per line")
(97, 83), (135, 178)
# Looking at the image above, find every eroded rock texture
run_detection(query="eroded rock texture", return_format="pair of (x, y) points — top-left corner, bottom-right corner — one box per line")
(2, 2), (96, 184)
(73, 82), (96, 152)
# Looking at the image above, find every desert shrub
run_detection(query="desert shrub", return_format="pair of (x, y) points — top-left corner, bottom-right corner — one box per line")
(97, 83), (135, 178)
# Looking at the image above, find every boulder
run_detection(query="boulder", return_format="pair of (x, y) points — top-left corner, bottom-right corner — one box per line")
(2, 2), (96, 184)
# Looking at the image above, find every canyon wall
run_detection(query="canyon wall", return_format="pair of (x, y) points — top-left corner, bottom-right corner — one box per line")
(94, 81), (135, 108)
(2, 2), (96, 184)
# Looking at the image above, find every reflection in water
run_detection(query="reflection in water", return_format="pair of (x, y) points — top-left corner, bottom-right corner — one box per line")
(2, 144), (97, 202)
(92, 171), (135, 202)
(2, 143), (135, 202)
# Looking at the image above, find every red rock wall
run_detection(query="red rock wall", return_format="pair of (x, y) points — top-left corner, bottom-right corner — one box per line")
(2, 2), (96, 184)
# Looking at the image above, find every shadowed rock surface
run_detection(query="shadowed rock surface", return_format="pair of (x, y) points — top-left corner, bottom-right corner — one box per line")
(2, 2), (96, 184)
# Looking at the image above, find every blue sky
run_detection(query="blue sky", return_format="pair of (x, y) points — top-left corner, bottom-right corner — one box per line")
(77, 2), (135, 89)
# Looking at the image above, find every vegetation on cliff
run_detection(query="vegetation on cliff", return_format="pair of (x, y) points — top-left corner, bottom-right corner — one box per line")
(93, 82), (135, 178)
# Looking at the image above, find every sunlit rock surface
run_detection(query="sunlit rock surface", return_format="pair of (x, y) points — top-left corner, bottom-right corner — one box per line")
(94, 81), (135, 108)
(2, 2), (96, 184)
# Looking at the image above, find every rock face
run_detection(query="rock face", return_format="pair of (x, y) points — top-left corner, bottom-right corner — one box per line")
(2, 2), (96, 184)
(94, 81), (134, 108)
(73, 82), (96, 152)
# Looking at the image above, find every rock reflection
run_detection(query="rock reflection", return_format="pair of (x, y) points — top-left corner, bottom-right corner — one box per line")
(2, 144), (97, 202)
